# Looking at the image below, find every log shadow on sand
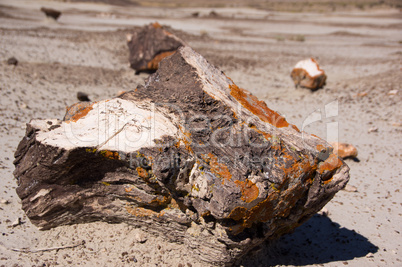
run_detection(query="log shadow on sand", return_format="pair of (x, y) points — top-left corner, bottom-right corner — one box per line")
(241, 214), (378, 266)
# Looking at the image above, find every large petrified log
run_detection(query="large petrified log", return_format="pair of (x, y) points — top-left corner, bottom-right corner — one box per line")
(14, 46), (349, 265)
(127, 22), (185, 73)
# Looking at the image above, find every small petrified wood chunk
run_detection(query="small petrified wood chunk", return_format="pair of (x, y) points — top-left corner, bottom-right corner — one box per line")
(330, 142), (358, 159)
(40, 7), (62, 21)
(76, 91), (91, 102)
(127, 22), (185, 73)
(14, 47), (349, 265)
(291, 58), (327, 90)
(7, 57), (18, 66)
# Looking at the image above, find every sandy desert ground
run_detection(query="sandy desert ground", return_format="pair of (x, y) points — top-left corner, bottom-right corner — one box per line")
(0, 0), (401, 266)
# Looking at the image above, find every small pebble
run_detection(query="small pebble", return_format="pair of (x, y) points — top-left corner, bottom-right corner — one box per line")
(366, 252), (374, 258)
(134, 231), (147, 243)
(388, 89), (398, 96)
(343, 184), (358, 192)
(0, 199), (10, 204)
(356, 92), (367, 97)
(19, 102), (28, 109)
(318, 207), (329, 216)
(368, 126), (378, 133)
(77, 92), (91, 102)
(11, 217), (21, 227)
(7, 57), (18, 66)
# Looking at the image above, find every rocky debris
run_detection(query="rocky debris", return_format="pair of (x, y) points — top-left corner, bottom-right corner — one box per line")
(330, 142), (358, 159)
(208, 11), (220, 17)
(291, 58), (327, 90)
(318, 207), (329, 216)
(7, 57), (18, 66)
(40, 7), (62, 21)
(0, 199), (10, 204)
(134, 231), (148, 243)
(127, 22), (185, 74)
(356, 91), (368, 97)
(388, 89), (398, 96)
(368, 126), (379, 133)
(343, 184), (358, 192)
(11, 217), (21, 227)
(77, 92), (91, 102)
(13, 46), (349, 265)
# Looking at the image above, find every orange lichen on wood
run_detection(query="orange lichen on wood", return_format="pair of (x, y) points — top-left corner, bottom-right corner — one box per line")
(65, 104), (93, 123)
(136, 167), (149, 179)
(201, 210), (211, 217)
(229, 84), (290, 128)
(124, 186), (133, 193)
(318, 154), (343, 175)
(203, 153), (232, 183)
(168, 198), (180, 209)
(228, 192), (280, 234)
(282, 156), (315, 176)
(316, 144), (325, 152)
(147, 51), (176, 70)
(151, 195), (171, 206)
(126, 206), (160, 218)
(99, 150), (120, 160)
(249, 125), (272, 140)
(228, 206), (247, 221)
(152, 22), (162, 28)
(234, 180), (259, 203)
(278, 148), (315, 181)
(126, 195), (144, 203)
(178, 127), (194, 154)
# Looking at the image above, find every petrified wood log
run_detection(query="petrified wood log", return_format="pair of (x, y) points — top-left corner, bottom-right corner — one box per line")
(14, 46), (349, 265)
(40, 7), (62, 21)
(291, 58), (327, 90)
(127, 22), (185, 73)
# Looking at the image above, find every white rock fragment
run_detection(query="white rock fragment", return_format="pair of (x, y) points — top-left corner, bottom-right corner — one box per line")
(366, 252), (374, 258)
(343, 184), (358, 192)
(0, 199), (10, 204)
(12, 217), (21, 227)
(134, 231), (147, 243)
(388, 89), (398, 96)
(318, 207), (329, 216)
